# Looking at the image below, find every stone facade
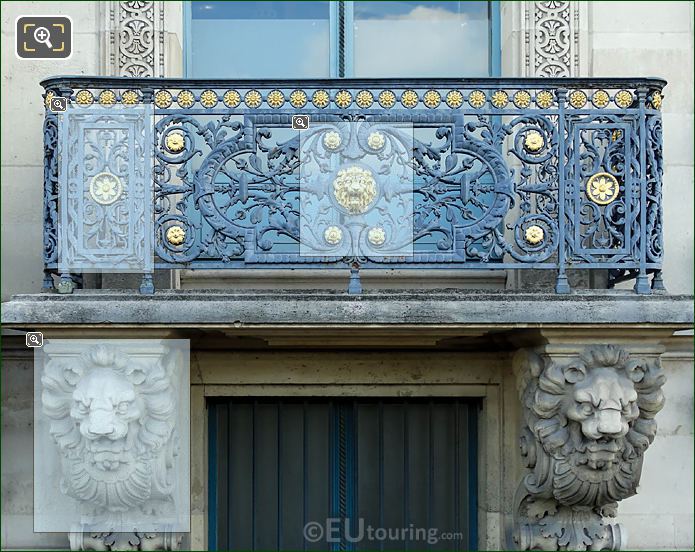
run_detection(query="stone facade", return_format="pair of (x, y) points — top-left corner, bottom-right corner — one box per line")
(1, 2), (693, 551)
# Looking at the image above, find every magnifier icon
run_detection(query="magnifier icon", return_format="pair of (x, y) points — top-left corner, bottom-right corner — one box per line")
(33, 26), (53, 49)
(29, 334), (40, 344)
(292, 115), (309, 130)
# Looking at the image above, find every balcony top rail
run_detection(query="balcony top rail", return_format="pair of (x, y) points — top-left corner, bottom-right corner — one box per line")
(40, 75), (667, 88)
(40, 76), (665, 294)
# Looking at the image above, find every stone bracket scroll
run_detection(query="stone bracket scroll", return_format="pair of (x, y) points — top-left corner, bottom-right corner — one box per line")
(512, 345), (666, 550)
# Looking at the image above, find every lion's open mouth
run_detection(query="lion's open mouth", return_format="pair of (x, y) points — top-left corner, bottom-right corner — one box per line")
(85, 437), (132, 472)
(92, 451), (126, 471)
(578, 455), (615, 470)
(576, 439), (622, 470)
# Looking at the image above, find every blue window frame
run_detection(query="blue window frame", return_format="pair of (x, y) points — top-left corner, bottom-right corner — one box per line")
(184, 1), (500, 78)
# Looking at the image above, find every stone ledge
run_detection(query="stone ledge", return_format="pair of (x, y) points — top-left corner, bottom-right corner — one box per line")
(1, 290), (692, 328)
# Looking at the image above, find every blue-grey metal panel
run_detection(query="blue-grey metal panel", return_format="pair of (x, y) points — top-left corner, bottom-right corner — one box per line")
(42, 77), (665, 294)
(56, 106), (153, 273)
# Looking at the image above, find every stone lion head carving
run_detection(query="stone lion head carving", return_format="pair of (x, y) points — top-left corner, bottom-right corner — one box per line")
(41, 345), (178, 516)
(518, 345), (665, 509)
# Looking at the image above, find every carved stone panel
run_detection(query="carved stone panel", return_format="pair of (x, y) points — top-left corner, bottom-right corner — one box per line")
(34, 340), (190, 540)
(521, 1), (589, 77)
(513, 345), (666, 550)
(99, 1), (166, 77)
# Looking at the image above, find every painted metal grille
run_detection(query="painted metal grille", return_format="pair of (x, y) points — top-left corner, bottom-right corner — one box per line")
(41, 77), (665, 293)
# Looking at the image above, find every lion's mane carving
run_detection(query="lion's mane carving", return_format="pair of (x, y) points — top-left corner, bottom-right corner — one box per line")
(41, 345), (178, 517)
(513, 345), (666, 550)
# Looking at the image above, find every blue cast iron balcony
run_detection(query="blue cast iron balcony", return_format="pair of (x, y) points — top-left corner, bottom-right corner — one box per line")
(40, 77), (665, 294)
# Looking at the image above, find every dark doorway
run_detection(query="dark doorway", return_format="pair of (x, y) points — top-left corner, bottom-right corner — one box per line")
(208, 398), (478, 551)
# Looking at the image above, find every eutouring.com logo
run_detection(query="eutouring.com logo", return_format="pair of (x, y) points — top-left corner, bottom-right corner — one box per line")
(303, 518), (464, 545)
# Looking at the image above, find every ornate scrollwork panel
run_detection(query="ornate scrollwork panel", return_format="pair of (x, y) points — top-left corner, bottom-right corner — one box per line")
(297, 121), (415, 260)
(566, 118), (637, 263)
(44, 114), (60, 265)
(41, 78), (666, 292)
(58, 107), (153, 272)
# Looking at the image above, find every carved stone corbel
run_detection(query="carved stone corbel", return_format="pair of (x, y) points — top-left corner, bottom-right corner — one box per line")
(36, 342), (188, 551)
(512, 345), (666, 550)
(69, 530), (182, 551)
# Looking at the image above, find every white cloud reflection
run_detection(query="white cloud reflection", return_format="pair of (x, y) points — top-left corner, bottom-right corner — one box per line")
(353, 5), (488, 77)
(190, 3), (490, 79)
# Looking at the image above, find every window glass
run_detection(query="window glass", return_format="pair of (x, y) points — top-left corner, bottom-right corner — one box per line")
(189, 1), (330, 78)
(353, 1), (491, 77)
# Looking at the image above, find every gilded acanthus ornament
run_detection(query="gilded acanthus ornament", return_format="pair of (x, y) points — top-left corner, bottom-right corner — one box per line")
(491, 90), (508, 108)
(524, 225), (544, 245)
(155, 90), (173, 109)
(176, 90), (195, 109)
(98, 90), (117, 107)
(587, 172), (619, 205)
(400, 89), (419, 108)
(289, 90), (307, 108)
(513, 90), (531, 108)
(513, 346), (665, 551)
(650, 90), (663, 110)
(223, 90), (241, 108)
(335, 90), (353, 108)
(166, 225), (186, 245)
(121, 90), (140, 105)
(445, 90), (463, 108)
(75, 90), (94, 106)
(468, 90), (486, 108)
(244, 90), (262, 109)
(266, 89), (285, 108)
(535, 90), (554, 108)
(523, 130), (544, 153)
(569, 90), (587, 109)
(355, 90), (374, 108)
(45, 90), (55, 109)
(614, 90), (633, 109)
(312, 89), (330, 108)
(592, 89), (610, 108)
(423, 90), (441, 108)
(199, 89), (218, 108)
(165, 132), (185, 154)
(378, 90), (396, 108)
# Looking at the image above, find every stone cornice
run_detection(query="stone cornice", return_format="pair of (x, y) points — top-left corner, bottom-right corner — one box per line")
(2, 291), (692, 329)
